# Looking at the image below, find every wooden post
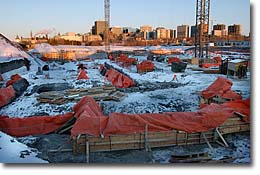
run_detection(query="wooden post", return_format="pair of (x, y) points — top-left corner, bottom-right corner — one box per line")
(86, 135), (90, 163)
(144, 125), (151, 152)
(202, 133), (215, 154)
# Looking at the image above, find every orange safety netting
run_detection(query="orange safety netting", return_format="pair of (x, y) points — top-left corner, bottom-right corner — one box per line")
(0, 113), (73, 137)
(201, 76), (242, 100)
(6, 74), (22, 87)
(105, 68), (135, 88)
(0, 86), (16, 108)
(136, 60), (155, 72)
(77, 69), (88, 80)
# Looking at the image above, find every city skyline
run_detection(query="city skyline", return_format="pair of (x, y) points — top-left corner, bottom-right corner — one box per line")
(0, 0), (250, 39)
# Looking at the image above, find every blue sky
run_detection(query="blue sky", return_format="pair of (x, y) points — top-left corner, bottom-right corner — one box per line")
(0, 0), (250, 39)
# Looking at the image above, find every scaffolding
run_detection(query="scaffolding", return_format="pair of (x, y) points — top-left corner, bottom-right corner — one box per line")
(195, 0), (210, 58)
(104, 0), (110, 53)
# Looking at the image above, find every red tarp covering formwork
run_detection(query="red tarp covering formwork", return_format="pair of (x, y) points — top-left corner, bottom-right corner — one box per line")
(102, 99), (250, 135)
(69, 96), (250, 137)
(0, 113), (73, 137)
(105, 68), (135, 88)
(77, 69), (88, 80)
(136, 60), (155, 73)
(168, 57), (181, 65)
(71, 96), (108, 137)
(221, 98), (250, 122)
(0, 86), (16, 108)
(0, 96), (250, 137)
(201, 76), (242, 100)
(6, 74), (22, 87)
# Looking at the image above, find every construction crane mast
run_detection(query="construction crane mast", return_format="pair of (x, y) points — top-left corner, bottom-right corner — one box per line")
(104, 0), (110, 53)
(195, 0), (210, 58)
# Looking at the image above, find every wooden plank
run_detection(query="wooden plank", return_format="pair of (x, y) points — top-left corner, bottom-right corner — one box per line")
(86, 135), (89, 163)
(216, 128), (229, 147)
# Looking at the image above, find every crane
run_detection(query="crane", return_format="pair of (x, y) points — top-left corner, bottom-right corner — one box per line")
(104, 0), (110, 53)
(195, 0), (210, 58)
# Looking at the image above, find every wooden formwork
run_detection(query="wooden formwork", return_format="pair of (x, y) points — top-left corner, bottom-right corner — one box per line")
(72, 113), (250, 155)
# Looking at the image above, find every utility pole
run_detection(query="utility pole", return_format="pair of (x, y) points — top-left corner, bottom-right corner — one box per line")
(195, 0), (210, 58)
(104, 0), (110, 53)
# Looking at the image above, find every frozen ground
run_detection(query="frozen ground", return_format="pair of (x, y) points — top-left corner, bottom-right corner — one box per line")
(0, 132), (47, 163)
(0, 44), (251, 163)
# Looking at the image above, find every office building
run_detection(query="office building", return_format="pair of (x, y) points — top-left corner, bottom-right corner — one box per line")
(228, 24), (242, 36)
(177, 25), (189, 40)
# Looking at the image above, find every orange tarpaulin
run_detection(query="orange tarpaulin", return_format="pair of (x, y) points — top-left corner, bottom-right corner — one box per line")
(117, 54), (137, 65)
(0, 96), (250, 137)
(0, 113), (73, 137)
(201, 76), (242, 100)
(168, 57), (181, 65)
(6, 74), (22, 87)
(105, 67), (135, 88)
(200, 63), (221, 68)
(71, 96), (108, 137)
(69, 96), (250, 137)
(0, 86), (16, 108)
(103, 99), (250, 135)
(136, 60), (155, 72)
(0, 77), (249, 138)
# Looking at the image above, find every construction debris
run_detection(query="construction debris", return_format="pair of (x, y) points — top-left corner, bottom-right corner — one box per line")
(169, 152), (212, 163)
(36, 84), (127, 104)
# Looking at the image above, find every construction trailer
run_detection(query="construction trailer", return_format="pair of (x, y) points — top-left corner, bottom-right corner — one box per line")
(227, 59), (248, 79)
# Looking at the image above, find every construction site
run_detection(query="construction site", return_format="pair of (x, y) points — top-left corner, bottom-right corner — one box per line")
(0, 0), (251, 164)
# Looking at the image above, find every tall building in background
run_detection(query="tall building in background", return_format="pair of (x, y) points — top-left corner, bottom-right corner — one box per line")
(140, 25), (153, 40)
(228, 24), (242, 36)
(140, 25), (153, 32)
(169, 29), (176, 39)
(190, 26), (197, 37)
(111, 26), (122, 36)
(212, 24), (227, 37)
(156, 27), (167, 39)
(122, 27), (137, 34)
(177, 25), (189, 40)
(213, 24), (226, 30)
(93, 20), (108, 35)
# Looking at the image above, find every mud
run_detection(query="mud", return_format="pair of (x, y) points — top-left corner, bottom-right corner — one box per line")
(17, 132), (250, 164)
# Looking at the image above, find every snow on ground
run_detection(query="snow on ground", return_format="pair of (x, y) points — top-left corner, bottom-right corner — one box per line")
(0, 131), (48, 163)
(0, 34), (45, 73)
(30, 44), (191, 55)
(0, 36), (28, 58)
(0, 45), (251, 163)
(30, 43), (58, 53)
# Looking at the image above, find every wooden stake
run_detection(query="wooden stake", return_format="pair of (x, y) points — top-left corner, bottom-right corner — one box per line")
(86, 135), (90, 163)
(216, 127), (229, 147)
(202, 133), (215, 153)
(144, 125), (151, 152)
